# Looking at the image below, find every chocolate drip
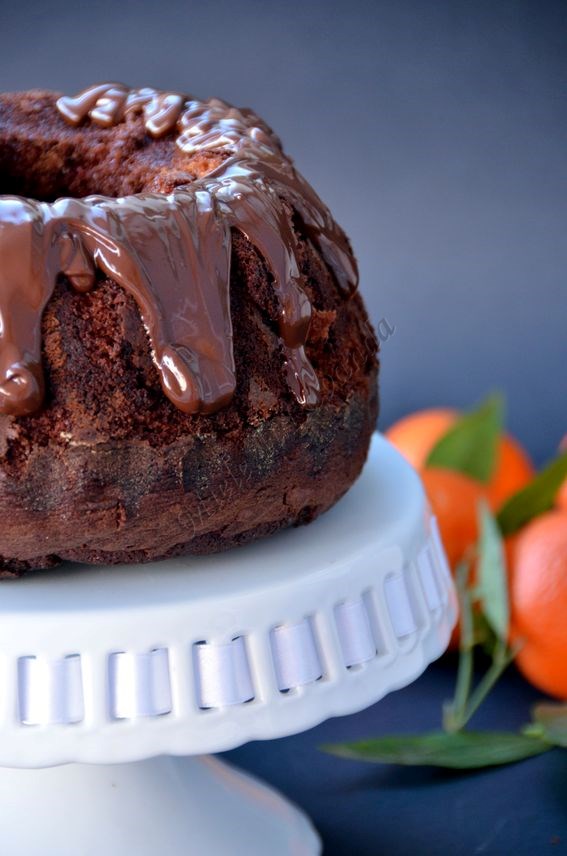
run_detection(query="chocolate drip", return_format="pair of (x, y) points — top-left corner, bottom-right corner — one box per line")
(57, 193), (236, 414)
(0, 84), (358, 418)
(0, 193), (234, 415)
(57, 83), (185, 138)
(56, 84), (357, 295)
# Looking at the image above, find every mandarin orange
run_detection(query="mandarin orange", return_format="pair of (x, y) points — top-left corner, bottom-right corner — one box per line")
(486, 434), (535, 511)
(420, 468), (484, 571)
(385, 408), (534, 511)
(385, 408), (458, 471)
(421, 467), (486, 647)
(508, 509), (567, 699)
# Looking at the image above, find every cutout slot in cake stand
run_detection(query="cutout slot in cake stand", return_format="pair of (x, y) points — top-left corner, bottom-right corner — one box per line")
(0, 434), (457, 855)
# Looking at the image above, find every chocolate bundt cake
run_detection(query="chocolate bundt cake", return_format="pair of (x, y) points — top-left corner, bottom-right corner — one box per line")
(0, 83), (378, 577)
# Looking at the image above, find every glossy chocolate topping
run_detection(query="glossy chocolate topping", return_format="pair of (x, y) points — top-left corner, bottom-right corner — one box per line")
(0, 84), (358, 417)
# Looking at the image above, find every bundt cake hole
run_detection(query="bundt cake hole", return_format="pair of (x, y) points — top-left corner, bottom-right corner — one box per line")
(0, 138), (147, 201)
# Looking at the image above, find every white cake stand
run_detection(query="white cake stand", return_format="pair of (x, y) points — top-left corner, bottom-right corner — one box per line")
(0, 434), (456, 855)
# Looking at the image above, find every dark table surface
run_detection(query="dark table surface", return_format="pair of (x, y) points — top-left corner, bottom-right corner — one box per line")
(224, 658), (567, 855)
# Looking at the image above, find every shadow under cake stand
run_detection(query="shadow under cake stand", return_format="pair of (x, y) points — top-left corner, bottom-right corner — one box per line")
(0, 434), (456, 855)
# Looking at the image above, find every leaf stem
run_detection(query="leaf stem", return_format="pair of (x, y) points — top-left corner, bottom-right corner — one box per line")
(460, 642), (517, 727)
(444, 560), (475, 733)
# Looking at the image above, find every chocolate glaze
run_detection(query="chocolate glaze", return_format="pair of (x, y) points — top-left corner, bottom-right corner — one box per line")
(0, 84), (358, 417)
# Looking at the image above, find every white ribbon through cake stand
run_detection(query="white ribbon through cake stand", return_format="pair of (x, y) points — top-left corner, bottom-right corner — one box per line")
(0, 434), (457, 855)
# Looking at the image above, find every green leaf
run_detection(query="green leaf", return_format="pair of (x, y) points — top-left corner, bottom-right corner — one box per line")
(321, 731), (550, 769)
(426, 393), (504, 483)
(497, 453), (567, 535)
(530, 703), (567, 748)
(475, 502), (509, 640)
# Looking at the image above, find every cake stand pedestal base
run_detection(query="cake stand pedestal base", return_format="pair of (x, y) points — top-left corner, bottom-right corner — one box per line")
(0, 755), (319, 855)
